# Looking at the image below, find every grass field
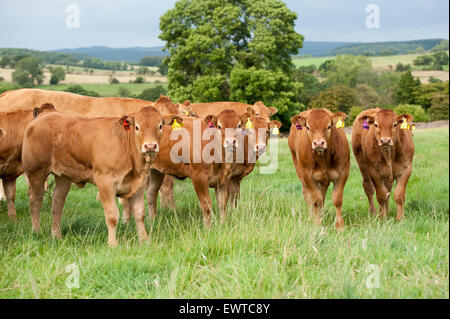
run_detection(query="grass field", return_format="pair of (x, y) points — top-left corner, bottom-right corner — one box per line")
(33, 83), (167, 97)
(0, 127), (448, 298)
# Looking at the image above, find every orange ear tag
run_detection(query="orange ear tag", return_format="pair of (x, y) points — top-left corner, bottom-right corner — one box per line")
(123, 119), (130, 130)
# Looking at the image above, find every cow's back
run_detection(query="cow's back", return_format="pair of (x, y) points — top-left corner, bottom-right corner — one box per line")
(0, 88), (153, 117)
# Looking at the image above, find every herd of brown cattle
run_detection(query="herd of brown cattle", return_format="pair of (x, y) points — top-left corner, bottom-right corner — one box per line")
(0, 88), (415, 246)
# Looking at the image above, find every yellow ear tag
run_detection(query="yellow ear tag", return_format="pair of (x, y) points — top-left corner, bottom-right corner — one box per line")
(172, 119), (182, 131)
(411, 124), (416, 130)
(336, 117), (344, 128)
(271, 127), (279, 135)
(185, 110), (189, 116)
(400, 119), (408, 130)
(245, 118), (253, 130)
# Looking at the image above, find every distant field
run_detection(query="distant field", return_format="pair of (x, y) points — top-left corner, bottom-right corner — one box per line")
(34, 83), (167, 97)
(0, 66), (166, 86)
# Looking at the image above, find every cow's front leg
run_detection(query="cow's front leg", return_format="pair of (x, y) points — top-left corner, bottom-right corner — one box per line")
(2, 178), (18, 220)
(394, 166), (412, 221)
(97, 182), (120, 247)
(332, 173), (349, 230)
(27, 171), (47, 233)
(228, 178), (241, 210)
(146, 169), (165, 219)
(121, 198), (132, 223)
(192, 176), (213, 229)
(371, 176), (390, 219)
(128, 186), (148, 243)
(218, 182), (230, 224)
(302, 184), (324, 226)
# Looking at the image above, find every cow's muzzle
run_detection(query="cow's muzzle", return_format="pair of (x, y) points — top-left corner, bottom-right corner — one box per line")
(379, 137), (393, 147)
(224, 138), (238, 149)
(254, 144), (267, 154)
(312, 139), (327, 152)
(143, 142), (159, 153)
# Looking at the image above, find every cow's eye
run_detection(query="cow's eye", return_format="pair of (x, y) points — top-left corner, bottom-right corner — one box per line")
(393, 123), (397, 127)
(327, 124), (331, 130)
(374, 123), (378, 128)
(159, 124), (163, 130)
(237, 123), (241, 128)
(218, 125), (222, 130)
(306, 126), (310, 131)
(256, 113), (260, 116)
(135, 125), (139, 131)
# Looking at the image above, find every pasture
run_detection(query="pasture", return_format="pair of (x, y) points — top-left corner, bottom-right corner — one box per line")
(0, 127), (448, 298)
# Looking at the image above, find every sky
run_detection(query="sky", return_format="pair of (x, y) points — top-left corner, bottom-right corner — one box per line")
(0, 0), (448, 50)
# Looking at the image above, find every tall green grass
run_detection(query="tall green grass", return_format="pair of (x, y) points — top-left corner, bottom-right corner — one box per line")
(0, 128), (448, 298)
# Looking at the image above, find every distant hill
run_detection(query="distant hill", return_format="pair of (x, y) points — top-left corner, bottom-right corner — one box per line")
(328, 39), (445, 56)
(53, 46), (167, 62)
(298, 41), (356, 56)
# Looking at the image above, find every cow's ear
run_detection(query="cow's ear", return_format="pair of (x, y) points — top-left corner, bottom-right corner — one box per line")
(331, 112), (347, 125)
(0, 128), (5, 137)
(203, 115), (218, 127)
(290, 114), (306, 126)
(268, 107), (278, 116)
(163, 115), (183, 126)
(358, 115), (374, 125)
(33, 108), (40, 118)
(40, 103), (56, 112)
(119, 115), (135, 129)
(397, 113), (414, 124)
(246, 107), (256, 115)
(269, 120), (282, 129)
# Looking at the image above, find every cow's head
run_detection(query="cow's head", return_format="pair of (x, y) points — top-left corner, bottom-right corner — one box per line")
(33, 103), (56, 118)
(153, 95), (181, 116)
(358, 109), (413, 148)
(177, 100), (198, 117)
(126, 106), (183, 155)
(252, 101), (278, 122)
(240, 110), (282, 155)
(291, 109), (346, 154)
(204, 110), (245, 150)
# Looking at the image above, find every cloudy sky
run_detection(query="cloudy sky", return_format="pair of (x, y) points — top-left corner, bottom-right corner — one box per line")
(0, 0), (448, 50)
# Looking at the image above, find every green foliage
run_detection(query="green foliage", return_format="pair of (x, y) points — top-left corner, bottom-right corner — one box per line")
(159, 0), (304, 121)
(118, 86), (131, 97)
(158, 62), (168, 75)
(354, 83), (381, 109)
(318, 59), (335, 73)
(0, 82), (20, 94)
(413, 51), (448, 69)
(138, 85), (168, 101)
(230, 66), (303, 124)
(12, 56), (44, 87)
(328, 39), (443, 56)
(429, 76), (442, 84)
(413, 55), (434, 66)
(292, 67), (323, 107)
(138, 56), (164, 67)
(415, 81), (449, 109)
(322, 55), (372, 88)
(136, 66), (150, 75)
(64, 85), (100, 97)
(134, 76), (145, 84)
(394, 71), (421, 104)
(49, 66), (66, 85)
(396, 62), (411, 72)
(394, 104), (429, 122)
(431, 39), (449, 52)
(0, 56), (11, 68)
(0, 48), (82, 66)
(432, 50), (449, 66)
(428, 93), (449, 121)
(109, 77), (120, 84)
(310, 85), (356, 114)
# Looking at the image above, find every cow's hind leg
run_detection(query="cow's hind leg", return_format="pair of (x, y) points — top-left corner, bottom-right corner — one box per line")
(332, 173), (349, 230)
(51, 176), (71, 239)
(362, 175), (377, 216)
(147, 169), (165, 219)
(218, 183), (230, 224)
(121, 198), (132, 223)
(229, 178), (241, 209)
(128, 186), (148, 243)
(27, 171), (47, 233)
(160, 175), (176, 210)
(3, 178), (18, 220)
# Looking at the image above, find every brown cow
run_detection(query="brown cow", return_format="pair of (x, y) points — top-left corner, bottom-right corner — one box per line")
(0, 103), (56, 219)
(22, 107), (181, 246)
(227, 111), (282, 209)
(352, 108), (414, 220)
(157, 101), (278, 210)
(288, 109), (350, 229)
(144, 110), (246, 227)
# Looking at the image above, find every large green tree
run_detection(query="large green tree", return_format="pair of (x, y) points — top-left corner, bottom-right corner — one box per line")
(159, 0), (304, 123)
(12, 56), (44, 87)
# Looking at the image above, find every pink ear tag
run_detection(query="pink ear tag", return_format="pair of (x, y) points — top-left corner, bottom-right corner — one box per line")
(363, 119), (369, 130)
(208, 119), (214, 128)
(295, 122), (302, 130)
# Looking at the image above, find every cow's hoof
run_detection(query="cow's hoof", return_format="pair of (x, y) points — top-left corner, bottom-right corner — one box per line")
(8, 214), (17, 221)
(335, 218), (344, 230)
(121, 218), (131, 224)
